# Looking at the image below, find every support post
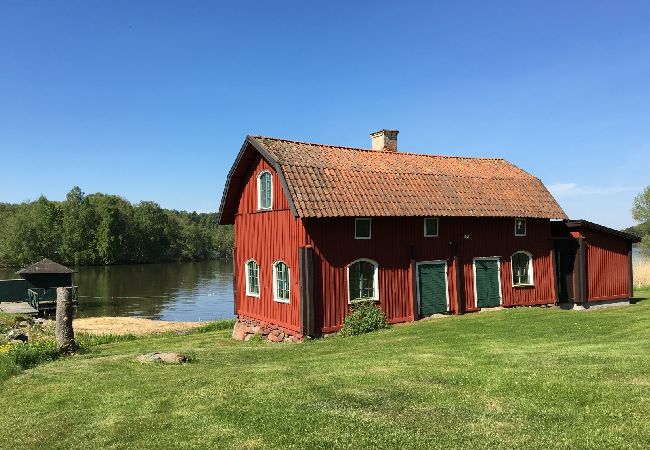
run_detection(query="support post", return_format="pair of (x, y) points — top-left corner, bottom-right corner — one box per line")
(628, 242), (634, 301)
(299, 246), (315, 337)
(232, 246), (237, 317)
(410, 244), (418, 320)
(576, 237), (588, 304)
(56, 287), (76, 353)
(550, 243), (559, 304)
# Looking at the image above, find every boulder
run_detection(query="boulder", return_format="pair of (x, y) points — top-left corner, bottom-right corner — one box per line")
(6, 329), (28, 342)
(136, 352), (189, 364)
(266, 329), (285, 343)
(232, 320), (248, 340)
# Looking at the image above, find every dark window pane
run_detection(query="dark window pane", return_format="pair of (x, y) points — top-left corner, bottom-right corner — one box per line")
(355, 219), (371, 238)
(425, 218), (438, 236)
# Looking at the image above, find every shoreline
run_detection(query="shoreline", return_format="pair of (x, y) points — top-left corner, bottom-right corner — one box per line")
(72, 317), (211, 335)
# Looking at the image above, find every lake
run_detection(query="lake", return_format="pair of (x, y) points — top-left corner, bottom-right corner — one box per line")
(0, 260), (234, 322)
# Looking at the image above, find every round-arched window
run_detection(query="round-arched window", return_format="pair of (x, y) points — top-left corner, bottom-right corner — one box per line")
(348, 259), (379, 303)
(511, 251), (533, 286)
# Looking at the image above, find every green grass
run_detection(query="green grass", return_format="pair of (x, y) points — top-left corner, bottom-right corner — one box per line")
(1, 290), (649, 449)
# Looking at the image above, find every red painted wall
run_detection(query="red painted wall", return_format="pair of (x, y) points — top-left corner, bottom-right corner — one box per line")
(233, 155), (306, 333)
(582, 228), (630, 301)
(304, 217), (556, 332)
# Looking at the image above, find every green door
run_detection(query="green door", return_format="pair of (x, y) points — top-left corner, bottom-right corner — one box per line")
(418, 262), (448, 315)
(475, 259), (501, 308)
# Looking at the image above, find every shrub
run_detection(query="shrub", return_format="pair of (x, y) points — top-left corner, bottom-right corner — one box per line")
(8, 340), (60, 369)
(339, 301), (389, 337)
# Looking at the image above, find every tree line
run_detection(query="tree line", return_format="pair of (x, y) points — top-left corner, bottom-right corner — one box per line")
(0, 187), (234, 267)
(626, 185), (650, 253)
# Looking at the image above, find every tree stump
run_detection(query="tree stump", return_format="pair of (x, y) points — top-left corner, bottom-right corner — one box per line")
(56, 287), (76, 353)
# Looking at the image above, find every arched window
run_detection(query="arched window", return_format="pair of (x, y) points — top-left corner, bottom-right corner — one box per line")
(347, 259), (379, 303)
(257, 170), (272, 210)
(511, 251), (534, 286)
(245, 259), (260, 297)
(273, 261), (290, 303)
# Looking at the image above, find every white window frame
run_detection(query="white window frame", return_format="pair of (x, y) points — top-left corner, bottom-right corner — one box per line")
(423, 217), (439, 237)
(472, 257), (503, 308)
(244, 259), (260, 298)
(257, 170), (273, 211)
(514, 218), (526, 236)
(511, 251), (534, 287)
(354, 218), (372, 240)
(272, 260), (290, 303)
(346, 258), (379, 304)
(415, 260), (450, 313)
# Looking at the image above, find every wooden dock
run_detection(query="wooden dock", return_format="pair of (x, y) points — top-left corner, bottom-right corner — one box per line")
(0, 302), (38, 315)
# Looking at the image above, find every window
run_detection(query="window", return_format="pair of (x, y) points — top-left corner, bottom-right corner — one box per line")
(424, 218), (439, 237)
(347, 259), (379, 303)
(257, 170), (272, 210)
(245, 259), (260, 297)
(355, 218), (371, 239)
(515, 218), (526, 236)
(511, 251), (533, 286)
(273, 261), (290, 303)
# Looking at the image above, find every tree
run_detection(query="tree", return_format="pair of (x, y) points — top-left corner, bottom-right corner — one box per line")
(632, 186), (650, 252)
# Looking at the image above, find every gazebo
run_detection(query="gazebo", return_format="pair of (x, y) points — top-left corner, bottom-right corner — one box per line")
(15, 258), (77, 311)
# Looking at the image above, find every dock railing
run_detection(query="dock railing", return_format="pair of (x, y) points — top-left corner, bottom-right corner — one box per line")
(27, 286), (78, 311)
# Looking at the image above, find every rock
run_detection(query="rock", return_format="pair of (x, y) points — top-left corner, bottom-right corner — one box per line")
(6, 329), (28, 342)
(232, 320), (248, 340)
(136, 352), (188, 364)
(34, 318), (46, 325)
(267, 329), (285, 343)
(18, 321), (29, 328)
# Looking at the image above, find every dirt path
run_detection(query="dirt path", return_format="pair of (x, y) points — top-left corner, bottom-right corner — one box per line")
(73, 317), (206, 335)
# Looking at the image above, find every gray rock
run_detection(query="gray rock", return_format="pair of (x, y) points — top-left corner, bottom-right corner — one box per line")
(136, 352), (189, 364)
(6, 329), (28, 342)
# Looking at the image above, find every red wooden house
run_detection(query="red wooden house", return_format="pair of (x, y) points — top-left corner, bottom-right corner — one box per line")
(218, 130), (639, 340)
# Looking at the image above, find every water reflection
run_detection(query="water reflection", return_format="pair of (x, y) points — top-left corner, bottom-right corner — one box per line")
(1, 261), (234, 322)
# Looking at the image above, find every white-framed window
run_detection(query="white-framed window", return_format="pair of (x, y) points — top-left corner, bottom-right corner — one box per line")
(347, 258), (379, 303)
(424, 217), (439, 237)
(514, 218), (526, 236)
(273, 260), (290, 303)
(354, 218), (372, 239)
(245, 259), (260, 297)
(257, 170), (272, 210)
(511, 251), (534, 286)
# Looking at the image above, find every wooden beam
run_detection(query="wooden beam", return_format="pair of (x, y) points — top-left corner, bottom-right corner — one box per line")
(299, 246), (315, 337)
(628, 242), (634, 301)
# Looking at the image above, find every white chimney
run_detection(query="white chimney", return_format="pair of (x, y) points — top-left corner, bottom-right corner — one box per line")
(370, 129), (399, 151)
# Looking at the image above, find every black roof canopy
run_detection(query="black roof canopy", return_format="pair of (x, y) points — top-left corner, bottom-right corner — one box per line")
(16, 258), (76, 275)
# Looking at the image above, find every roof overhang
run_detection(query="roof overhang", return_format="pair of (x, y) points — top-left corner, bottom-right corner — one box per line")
(564, 219), (642, 243)
(217, 136), (298, 225)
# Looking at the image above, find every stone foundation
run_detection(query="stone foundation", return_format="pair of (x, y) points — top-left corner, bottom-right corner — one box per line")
(232, 316), (303, 343)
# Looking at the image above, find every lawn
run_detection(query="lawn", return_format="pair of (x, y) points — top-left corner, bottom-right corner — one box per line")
(1, 289), (649, 450)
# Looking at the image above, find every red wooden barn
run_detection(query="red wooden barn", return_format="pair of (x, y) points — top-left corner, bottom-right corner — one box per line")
(218, 130), (640, 340)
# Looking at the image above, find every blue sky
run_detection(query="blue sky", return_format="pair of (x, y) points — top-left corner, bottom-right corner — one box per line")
(1, 1), (648, 229)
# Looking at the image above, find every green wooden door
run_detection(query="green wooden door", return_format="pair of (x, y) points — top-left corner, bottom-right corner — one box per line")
(418, 262), (447, 315)
(475, 259), (501, 308)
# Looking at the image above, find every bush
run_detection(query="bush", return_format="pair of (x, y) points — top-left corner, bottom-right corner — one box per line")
(339, 301), (389, 337)
(8, 340), (60, 369)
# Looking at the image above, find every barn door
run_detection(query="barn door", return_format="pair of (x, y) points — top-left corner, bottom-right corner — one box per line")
(474, 258), (501, 308)
(417, 261), (448, 315)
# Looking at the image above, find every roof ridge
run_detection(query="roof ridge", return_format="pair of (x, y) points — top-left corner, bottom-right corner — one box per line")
(252, 135), (507, 161)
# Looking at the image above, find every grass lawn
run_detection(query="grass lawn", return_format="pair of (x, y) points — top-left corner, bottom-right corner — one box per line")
(1, 289), (649, 450)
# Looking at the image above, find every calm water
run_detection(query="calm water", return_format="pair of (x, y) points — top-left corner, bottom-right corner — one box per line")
(0, 260), (234, 322)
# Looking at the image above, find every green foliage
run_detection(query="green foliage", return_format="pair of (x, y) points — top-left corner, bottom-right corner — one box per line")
(339, 301), (389, 337)
(193, 319), (237, 333)
(632, 186), (650, 252)
(76, 333), (139, 349)
(8, 340), (60, 369)
(0, 187), (234, 267)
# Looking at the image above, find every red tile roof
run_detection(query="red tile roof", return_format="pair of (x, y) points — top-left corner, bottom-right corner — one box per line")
(218, 135), (567, 224)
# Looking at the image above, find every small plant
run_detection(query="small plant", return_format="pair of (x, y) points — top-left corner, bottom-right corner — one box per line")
(8, 340), (60, 369)
(339, 301), (389, 337)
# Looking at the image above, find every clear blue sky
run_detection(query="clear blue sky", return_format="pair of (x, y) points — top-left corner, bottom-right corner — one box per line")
(1, 1), (649, 229)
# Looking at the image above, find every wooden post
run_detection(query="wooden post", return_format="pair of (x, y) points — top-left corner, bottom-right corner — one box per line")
(628, 242), (634, 301)
(299, 246), (315, 337)
(56, 287), (76, 353)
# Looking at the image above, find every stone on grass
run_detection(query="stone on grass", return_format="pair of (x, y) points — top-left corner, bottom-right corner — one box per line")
(6, 329), (28, 342)
(137, 352), (189, 364)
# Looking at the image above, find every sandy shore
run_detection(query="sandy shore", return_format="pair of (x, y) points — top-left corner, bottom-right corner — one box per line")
(73, 317), (206, 335)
